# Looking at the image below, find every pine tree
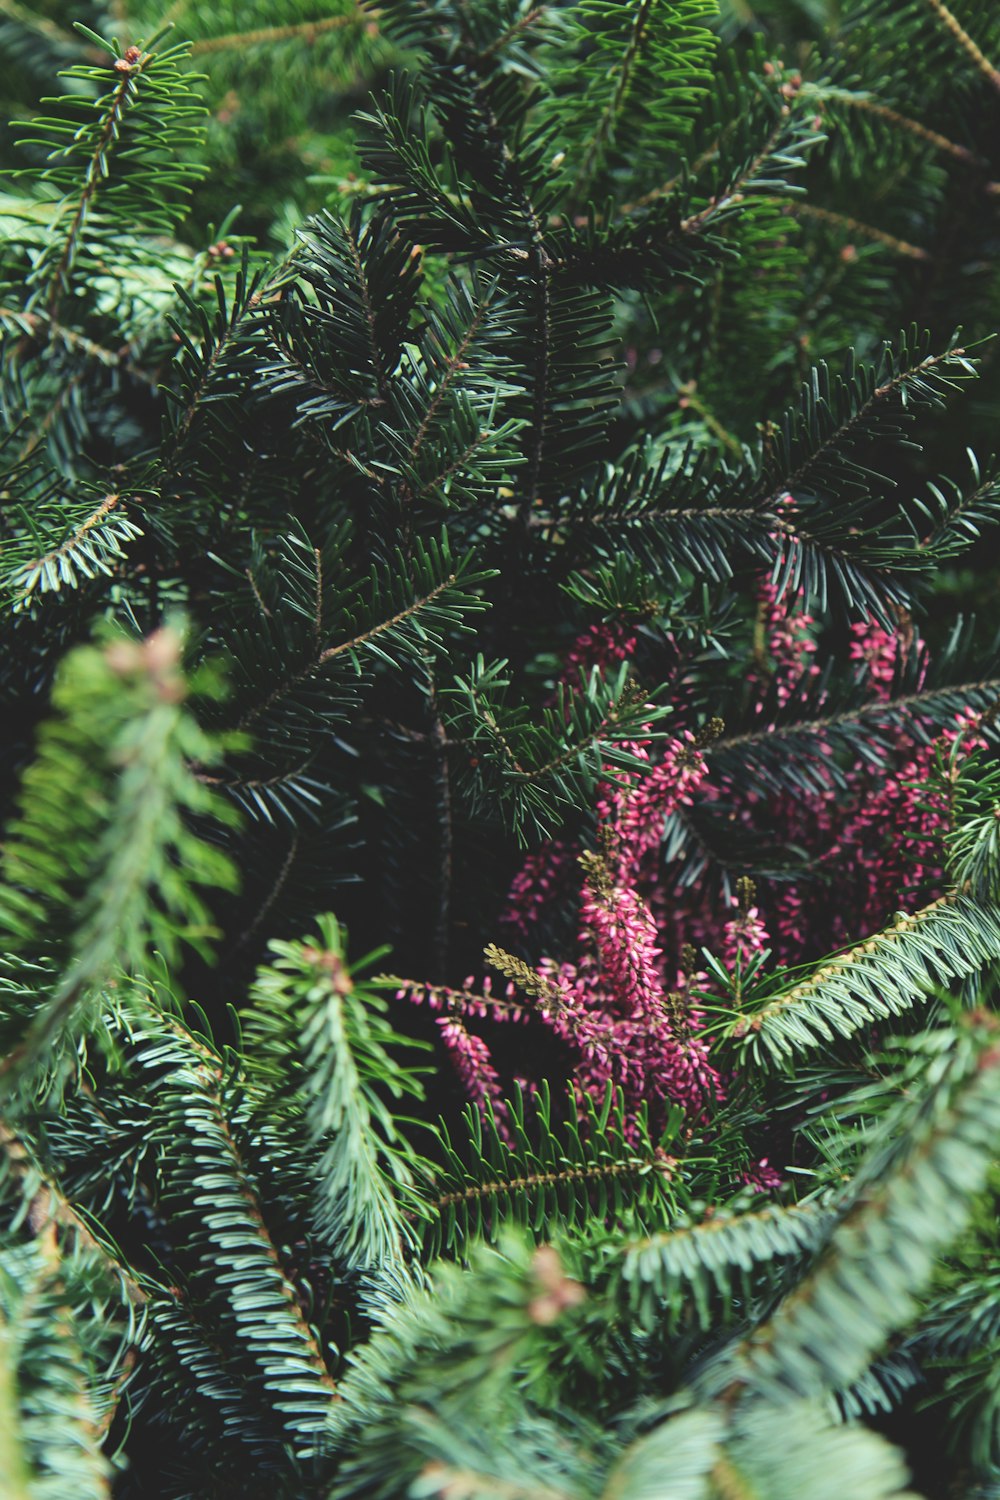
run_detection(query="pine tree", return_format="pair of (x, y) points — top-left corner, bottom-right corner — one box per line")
(2, 2), (1000, 1496)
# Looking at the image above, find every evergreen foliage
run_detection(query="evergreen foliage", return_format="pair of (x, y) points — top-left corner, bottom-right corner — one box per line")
(2, 1), (1000, 1496)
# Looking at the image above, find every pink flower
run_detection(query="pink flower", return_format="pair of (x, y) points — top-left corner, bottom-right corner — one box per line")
(742, 1157), (783, 1193)
(502, 839), (575, 940)
(848, 619), (902, 701)
(397, 606), (986, 1170)
(752, 568), (820, 711)
(560, 620), (637, 686)
(723, 902), (769, 969)
(436, 1016), (510, 1136)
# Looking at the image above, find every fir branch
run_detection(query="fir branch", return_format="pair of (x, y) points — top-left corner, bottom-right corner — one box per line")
(342, 213), (391, 404)
(447, 660), (671, 841)
(188, 10), (363, 54)
(0, 1122), (145, 1307)
(715, 1020), (1000, 1403)
(922, 0), (1000, 91)
(411, 426), (503, 505)
(454, 662), (663, 781)
(10, 370), (84, 467)
(137, 1015), (341, 1450)
(422, 1085), (678, 1258)
(569, 0), (659, 201)
(618, 1200), (833, 1328)
(913, 450), (1000, 556)
(807, 87), (983, 166)
(559, 0), (716, 204)
(769, 339), (971, 507)
(404, 286), (495, 472)
(238, 563), (462, 730)
(39, 63), (136, 317)
(480, 6), (548, 63)
(708, 1405), (914, 1500)
(0, 623), (238, 1079)
(3, 492), (144, 610)
(723, 893), (1000, 1064)
(943, 755), (1000, 902)
(427, 1156), (668, 1213)
(674, 108), (805, 238)
(776, 200), (931, 262)
(243, 916), (431, 1266)
(707, 672), (1000, 774)
(162, 262), (273, 473)
(326, 1238), (592, 1499)
(0, 1238), (115, 1500)
(0, 307), (152, 376)
(18, 33), (207, 316)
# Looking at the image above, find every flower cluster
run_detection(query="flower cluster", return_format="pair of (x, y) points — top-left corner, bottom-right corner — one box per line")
(435, 722), (723, 1134)
(754, 575), (820, 708)
(560, 620), (638, 686)
(597, 730), (710, 876)
(436, 1015), (508, 1120)
(502, 839), (575, 943)
(723, 893), (770, 969)
(848, 618), (905, 701)
(401, 595), (986, 1172)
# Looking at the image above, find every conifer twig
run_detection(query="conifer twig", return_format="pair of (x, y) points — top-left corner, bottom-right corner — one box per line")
(0, 1123), (146, 1306)
(776, 200), (930, 262)
(815, 91), (983, 166)
(189, 11), (364, 55)
(41, 64), (139, 318)
(923, 0), (1000, 92)
(425, 1153), (674, 1214)
(570, 0), (656, 201)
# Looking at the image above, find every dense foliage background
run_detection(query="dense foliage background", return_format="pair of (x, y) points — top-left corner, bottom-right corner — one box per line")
(2, 2), (1000, 1497)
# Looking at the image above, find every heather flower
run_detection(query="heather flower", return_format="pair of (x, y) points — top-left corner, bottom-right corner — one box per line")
(579, 869), (664, 1017)
(742, 1157), (783, 1193)
(436, 1015), (510, 1133)
(394, 974), (531, 1025)
(848, 618), (903, 701)
(560, 620), (638, 686)
(752, 530), (821, 711)
(723, 899), (770, 970)
(597, 730), (710, 879)
(403, 609), (984, 1155)
(502, 838), (575, 941)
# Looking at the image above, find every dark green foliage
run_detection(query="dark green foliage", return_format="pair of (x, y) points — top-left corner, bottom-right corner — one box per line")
(242, 915), (433, 1264)
(0, 621), (238, 1078)
(0, 1228), (139, 1499)
(721, 893), (1000, 1065)
(943, 751), (1000, 902)
(321, 1017), (1000, 1500)
(2, 1), (1000, 1497)
(421, 1082), (682, 1258)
